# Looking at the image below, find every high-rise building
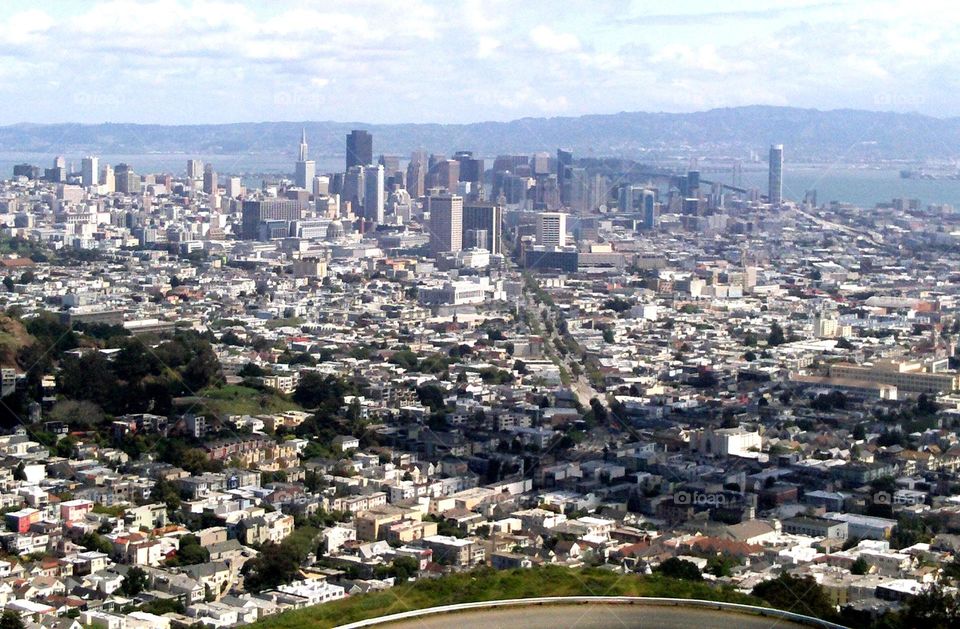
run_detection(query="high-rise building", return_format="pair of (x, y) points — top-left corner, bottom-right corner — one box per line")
(429, 194), (463, 256)
(241, 199), (303, 240)
(362, 164), (385, 224)
(346, 130), (373, 170)
(295, 129), (316, 190)
(81, 156), (99, 187)
(225, 177), (243, 199)
(536, 211), (567, 248)
(437, 159), (459, 191)
(557, 148), (573, 205)
(379, 154), (400, 175)
(768, 144), (783, 206)
(187, 159), (204, 180)
(203, 164), (218, 195)
(588, 174), (608, 212)
(342, 166), (365, 215)
(115, 163), (139, 194)
(462, 204), (502, 254)
(455, 152), (484, 200)
(101, 164), (115, 193)
(313, 175), (330, 197)
(531, 152), (551, 176)
(406, 160), (425, 198)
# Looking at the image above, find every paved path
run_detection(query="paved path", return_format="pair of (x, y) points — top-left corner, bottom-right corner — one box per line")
(381, 603), (811, 629)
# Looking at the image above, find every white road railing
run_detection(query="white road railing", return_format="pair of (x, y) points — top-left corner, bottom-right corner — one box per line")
(334, 596), (849, 628)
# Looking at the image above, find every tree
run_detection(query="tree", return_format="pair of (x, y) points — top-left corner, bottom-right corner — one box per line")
(706, 555), (737, 577)
(1, 277), (13, 292)
(79, 532), (113, 555)
(851, 556), (869, 575)
(0, 611), (24, 629)
(151, 478), (182, 512)
(900, 582), (960, 628)
(49, 400), (105, 430)
(656, 558), (702, 581)
(415, 384), (446, 412)
(238, 362), (266, 378)
(767, 323), (786, 347)
(602, 329), (615, 344)
(752, 574), (835, 620)
(121, 566), (148, 596)
(391, 556), (419, 583)
(175, 534), (209, 565)
(835, 337), (854, 350)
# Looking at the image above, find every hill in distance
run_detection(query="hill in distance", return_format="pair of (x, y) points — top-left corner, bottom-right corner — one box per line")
(0, 106), (956, 161)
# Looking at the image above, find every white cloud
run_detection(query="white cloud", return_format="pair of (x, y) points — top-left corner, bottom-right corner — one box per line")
(529, 25), (581, 53)
(1, 0), (960, 124)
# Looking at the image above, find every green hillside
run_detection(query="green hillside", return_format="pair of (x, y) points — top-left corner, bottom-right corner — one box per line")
(252, 566), (767, 629)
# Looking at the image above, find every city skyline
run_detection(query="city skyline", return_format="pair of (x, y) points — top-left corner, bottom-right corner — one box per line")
(1, 0), (958, 125)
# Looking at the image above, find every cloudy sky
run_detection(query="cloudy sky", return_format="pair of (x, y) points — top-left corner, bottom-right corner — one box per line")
(0, 0), (956, 125)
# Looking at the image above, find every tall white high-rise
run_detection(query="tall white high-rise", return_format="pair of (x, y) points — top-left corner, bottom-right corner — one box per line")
(187, 159), (204, 180)
(101, 164), (115, 193)
(81, 156), (99, 187)
(295, 128), (315, 190)
(536, 211), (567, 247)
(225, 176), (243, 199)
(768, 144), (783, 206)
(362, 164), (385, 224)
(429, 194), (463, 256)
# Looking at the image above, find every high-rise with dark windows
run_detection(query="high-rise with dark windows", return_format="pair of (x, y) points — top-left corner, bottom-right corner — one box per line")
(346, 130), (373, 170)
(462, 203), (502, 254)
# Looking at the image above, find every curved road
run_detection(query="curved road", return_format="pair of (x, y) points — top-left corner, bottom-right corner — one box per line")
(382, 604), (811, 629)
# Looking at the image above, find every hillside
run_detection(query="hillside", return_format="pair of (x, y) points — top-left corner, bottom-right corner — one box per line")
(251, 567), (766, 629)
(2, 106), (959, 160)
(0, 314), (34, 369)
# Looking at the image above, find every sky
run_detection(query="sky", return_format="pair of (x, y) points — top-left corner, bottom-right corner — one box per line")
(0, 0), (957, 125)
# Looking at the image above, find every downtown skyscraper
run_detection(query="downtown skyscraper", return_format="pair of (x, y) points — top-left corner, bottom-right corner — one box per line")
(769, 144), (783, 206)
(295, 129), (315, 190)
(346, 130), (373, 170)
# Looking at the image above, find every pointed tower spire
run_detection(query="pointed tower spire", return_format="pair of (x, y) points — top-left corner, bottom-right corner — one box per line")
(299, 128), (308, 161)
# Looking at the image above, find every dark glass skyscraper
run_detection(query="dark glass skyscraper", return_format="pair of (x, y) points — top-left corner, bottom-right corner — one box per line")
(346, 130), (373, 170)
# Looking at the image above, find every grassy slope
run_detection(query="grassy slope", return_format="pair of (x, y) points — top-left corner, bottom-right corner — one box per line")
(0, 314), (34, 368)
(252, 566), (766, 629)
(192, 384), (302, 416)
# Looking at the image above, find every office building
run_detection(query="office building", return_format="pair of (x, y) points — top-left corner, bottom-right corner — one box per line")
(362, 164), (385, 224)
(115, 163), (139, 194)
(203, 164), (217, 195)
(241, 199), (303, 240)
(346, 130), (373, 170)
(81, 156), (99, 188)
(313, 175), (330, 197)
(342, 166), (365, 215)
(769, 144), (783, 206)
(101, 164), (115, 193)
(462, 204), (502, 254)
(455, 151), (484, 199)
(295, 129), (315, 190)
(429, 194), (463, 256)
(536, 212), (567, 248)
(187, 159), (204, 180)
(225, 177), (242, 199)
(531, 152), (551, 176)
(406, 160), (425, 198)
(557, 148), (573, 205)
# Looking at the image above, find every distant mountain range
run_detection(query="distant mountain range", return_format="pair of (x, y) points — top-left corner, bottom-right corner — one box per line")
(1, 106), (957, 161)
